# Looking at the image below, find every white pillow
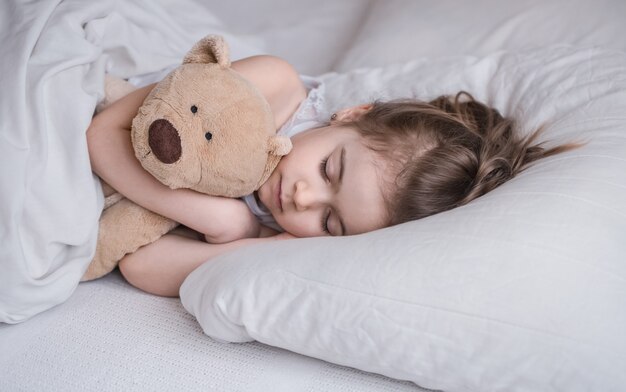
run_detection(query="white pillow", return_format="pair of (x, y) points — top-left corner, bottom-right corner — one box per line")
(336, 0), (626, 72)
(181, 46), (626, 392)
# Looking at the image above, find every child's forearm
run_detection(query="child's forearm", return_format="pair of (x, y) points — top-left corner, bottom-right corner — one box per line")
(119, 232), (294, 297)
(87, 86), (258, 242)
(87, 82), (163, 201)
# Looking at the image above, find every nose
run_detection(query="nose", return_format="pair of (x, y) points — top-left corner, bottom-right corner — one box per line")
(293, 180), (325, 211)
(148, 119), (182, 164)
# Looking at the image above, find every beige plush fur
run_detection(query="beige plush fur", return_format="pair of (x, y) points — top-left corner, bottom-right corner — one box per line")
(82, 35), (292, 281)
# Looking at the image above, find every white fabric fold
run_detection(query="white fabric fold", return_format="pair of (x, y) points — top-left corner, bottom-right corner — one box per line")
(0, 0), (262, 323)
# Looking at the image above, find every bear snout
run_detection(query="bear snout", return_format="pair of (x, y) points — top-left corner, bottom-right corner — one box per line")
(148, 119), (182, 164)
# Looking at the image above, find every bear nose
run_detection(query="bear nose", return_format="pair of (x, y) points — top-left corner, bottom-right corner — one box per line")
(148, 119), (182, 164)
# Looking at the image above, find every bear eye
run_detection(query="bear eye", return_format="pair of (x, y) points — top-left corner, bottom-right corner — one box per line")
(205, 132), (213, 141)
(190, 105), (198, 114)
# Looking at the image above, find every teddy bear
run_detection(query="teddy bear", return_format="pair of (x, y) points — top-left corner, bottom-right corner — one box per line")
(82, 35), (292, 281)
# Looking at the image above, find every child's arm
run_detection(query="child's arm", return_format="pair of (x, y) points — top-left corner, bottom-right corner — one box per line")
(118, 229), (296, 297)
(87, 85), (258, 242)
(87, 55), (306, 243)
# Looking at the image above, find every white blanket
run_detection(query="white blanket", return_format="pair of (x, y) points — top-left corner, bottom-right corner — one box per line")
(0, 0), (262, 323)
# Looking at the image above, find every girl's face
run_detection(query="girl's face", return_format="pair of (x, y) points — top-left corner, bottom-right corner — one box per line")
(257, 123), (388, 237)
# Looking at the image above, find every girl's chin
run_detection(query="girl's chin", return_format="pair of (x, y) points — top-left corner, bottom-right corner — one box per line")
(257, 185), (267, 204)
(257, 183), (272, 211)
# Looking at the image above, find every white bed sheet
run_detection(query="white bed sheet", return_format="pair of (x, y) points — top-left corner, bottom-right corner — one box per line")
(0, 271), (430, 392)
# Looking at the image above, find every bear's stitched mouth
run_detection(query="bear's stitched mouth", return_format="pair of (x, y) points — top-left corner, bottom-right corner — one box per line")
(194, 156), (203, 187)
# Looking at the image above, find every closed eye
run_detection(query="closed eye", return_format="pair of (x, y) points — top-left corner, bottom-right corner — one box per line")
(319, 156), (330, 182)
(321, 209), (331, 234)
(319, 156), (331, 234)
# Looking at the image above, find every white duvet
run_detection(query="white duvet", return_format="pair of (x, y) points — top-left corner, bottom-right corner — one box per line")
(0, 0), (263, 324)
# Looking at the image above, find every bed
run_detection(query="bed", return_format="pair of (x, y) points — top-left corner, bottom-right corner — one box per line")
(1, 1), (625, 391)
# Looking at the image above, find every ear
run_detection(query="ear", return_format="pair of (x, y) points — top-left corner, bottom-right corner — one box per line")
(182, 35), (230, 68)
(332, 103), (374, 122)
(256, 136), (293, 189)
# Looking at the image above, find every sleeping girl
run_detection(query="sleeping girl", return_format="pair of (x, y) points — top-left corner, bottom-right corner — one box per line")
(87, 55), (577, 297)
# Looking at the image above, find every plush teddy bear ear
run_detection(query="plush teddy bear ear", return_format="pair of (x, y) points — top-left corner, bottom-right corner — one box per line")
(182, 35), (231, 68)
(267, 135), (293, 156)
(256, 136), (293, 189)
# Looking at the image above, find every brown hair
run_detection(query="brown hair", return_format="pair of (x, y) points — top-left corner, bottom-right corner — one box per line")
(343, 92), (580, 225)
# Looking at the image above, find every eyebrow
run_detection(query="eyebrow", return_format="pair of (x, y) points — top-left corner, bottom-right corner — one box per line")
(336, 146), (347, 236)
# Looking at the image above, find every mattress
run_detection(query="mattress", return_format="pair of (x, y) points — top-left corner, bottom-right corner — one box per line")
(0, 271), (430, 392)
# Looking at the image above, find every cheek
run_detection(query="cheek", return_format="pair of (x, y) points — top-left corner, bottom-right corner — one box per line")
(275, 212), (321, 238)
(277, 148), (298, 170)
(279, 138), (316, 170)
